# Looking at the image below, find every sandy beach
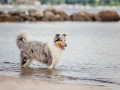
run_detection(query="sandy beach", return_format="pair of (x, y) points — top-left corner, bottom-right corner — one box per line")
(0, 75), (110, 90)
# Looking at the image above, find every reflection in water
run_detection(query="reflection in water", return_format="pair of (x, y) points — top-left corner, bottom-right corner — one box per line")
(20, 67), (62, 81)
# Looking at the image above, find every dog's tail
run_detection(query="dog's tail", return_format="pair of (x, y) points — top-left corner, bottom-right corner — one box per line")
(16, 30), (32, 50)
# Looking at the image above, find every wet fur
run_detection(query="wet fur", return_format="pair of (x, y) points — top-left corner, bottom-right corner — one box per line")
(16, 30), (66, 69)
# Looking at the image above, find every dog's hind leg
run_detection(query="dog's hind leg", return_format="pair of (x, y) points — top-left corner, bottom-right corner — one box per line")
(20, 51), (30, 68)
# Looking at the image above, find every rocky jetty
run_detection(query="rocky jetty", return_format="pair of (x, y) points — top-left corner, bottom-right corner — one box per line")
(0, 8), (119, 22)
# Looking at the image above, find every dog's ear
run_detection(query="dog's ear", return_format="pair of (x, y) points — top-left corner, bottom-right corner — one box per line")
(56, 34), (60, 37)
(62, 34), (66, 36)
(54, 34), (60, 42)
(62, 34), (66, 42)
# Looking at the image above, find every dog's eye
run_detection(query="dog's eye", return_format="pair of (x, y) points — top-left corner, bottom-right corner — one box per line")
(55, 38), (60, 42)
(23, 57), (27, 60)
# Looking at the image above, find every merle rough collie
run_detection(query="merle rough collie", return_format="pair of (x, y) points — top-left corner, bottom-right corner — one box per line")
(16, 30), (67, 69)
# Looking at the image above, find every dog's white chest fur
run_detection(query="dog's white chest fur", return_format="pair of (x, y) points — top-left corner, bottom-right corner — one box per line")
(48, 42), (63, 65)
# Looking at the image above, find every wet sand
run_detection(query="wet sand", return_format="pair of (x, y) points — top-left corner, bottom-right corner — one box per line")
(0, 75), (110, 90)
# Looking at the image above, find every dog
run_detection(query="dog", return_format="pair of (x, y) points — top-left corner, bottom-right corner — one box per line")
(16, 30), (67, 69)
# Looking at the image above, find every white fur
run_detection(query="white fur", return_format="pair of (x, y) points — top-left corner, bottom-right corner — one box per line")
(47, 41), (64, 69)
(18, 30), (32, 41)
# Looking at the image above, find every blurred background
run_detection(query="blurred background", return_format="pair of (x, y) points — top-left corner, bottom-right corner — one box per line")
(0, 0), (120, 6)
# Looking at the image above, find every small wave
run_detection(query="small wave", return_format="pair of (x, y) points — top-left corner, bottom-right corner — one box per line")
(2, 62), (20, 65)
(87, 78), (120, 85)
(53, 75), (120, 86)
(2, 62), (11, 64)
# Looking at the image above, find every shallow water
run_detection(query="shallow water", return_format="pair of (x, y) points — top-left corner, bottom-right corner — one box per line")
(0, 22), (120, 90)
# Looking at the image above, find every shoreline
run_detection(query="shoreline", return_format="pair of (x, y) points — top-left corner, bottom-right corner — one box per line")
(0, 75), (110, 90)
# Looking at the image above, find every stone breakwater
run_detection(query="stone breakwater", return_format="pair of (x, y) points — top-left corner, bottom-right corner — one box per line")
(0, 7), (120, 22)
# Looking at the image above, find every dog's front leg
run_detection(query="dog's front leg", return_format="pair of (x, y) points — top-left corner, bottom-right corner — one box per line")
(24, 59), (32, 67)
(47, 59), (56, 69)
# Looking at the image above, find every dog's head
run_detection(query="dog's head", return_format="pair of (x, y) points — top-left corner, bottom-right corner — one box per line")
(54, 34), (67, 50)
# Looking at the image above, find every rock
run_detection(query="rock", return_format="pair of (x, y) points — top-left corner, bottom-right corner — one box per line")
(15, 14), (36, 21)
(0, 14), (15, 22)
(8, 9), (25, 16)
(94, 15), (102, 21)
(35, 12), (44, 17)
(97, 10), (120, 21)
(44, 8), (70, 21)
(28, 9), (43, 21)
(61, 14), (70, 21)
(70, 11), (96, 21)
(55, 10), (70, 21)
(43, 7), (56, 14)
(29, 11), (44, 21)
(27, 17), (36, 21)
(80, 11), (96, 21)
(28, 8), (37, 14)
(0, 9), (5, 14)
(14, 15), (24, 22)
(41, 17), (48, 21)
(54, 14), (62, 21)
(54, 10), (65, 15)
(44, 11), (55, 21)
(70, 12), (85, 21)
(19, 14), (29, 21)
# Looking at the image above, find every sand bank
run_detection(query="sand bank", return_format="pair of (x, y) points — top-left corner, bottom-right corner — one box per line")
(0, 75), (110, 90)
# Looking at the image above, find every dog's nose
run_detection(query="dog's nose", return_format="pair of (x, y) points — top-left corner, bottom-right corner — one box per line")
(65, 44), (67, 47)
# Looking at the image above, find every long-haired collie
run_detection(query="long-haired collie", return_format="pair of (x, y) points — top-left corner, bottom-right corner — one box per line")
(16, 30), (67, 69)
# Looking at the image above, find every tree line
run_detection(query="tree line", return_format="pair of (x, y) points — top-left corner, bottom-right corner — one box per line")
(40, 0), (120, 6)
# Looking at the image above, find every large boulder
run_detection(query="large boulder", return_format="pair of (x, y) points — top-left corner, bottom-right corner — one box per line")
(70, 11), (96, 21)
(28, 8), (37, 14)
(55, 10), (70, 21)
(41, 17), (48, 21)
(29, 11), (44, 21)
(44, 11), (55, 21)
(0, 14), (15, 22)
(8, 9), (25, 16)
(43, 7), (56, 14)
(0, 9), (5, 14)
(27, 16), (36, 21)
(70, 12), (85, 21)
(80, 11), (97, 21)
(44, 7), (70, 21)
(28, 9), (43, 21)
(97, 10), (120, 21)
(14, 15), (24, 22)
(15, 15), (36, 22)
(54, 14), (62, 21)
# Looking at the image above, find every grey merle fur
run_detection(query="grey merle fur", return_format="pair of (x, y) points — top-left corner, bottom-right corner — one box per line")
(16, 31), (53, 67)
